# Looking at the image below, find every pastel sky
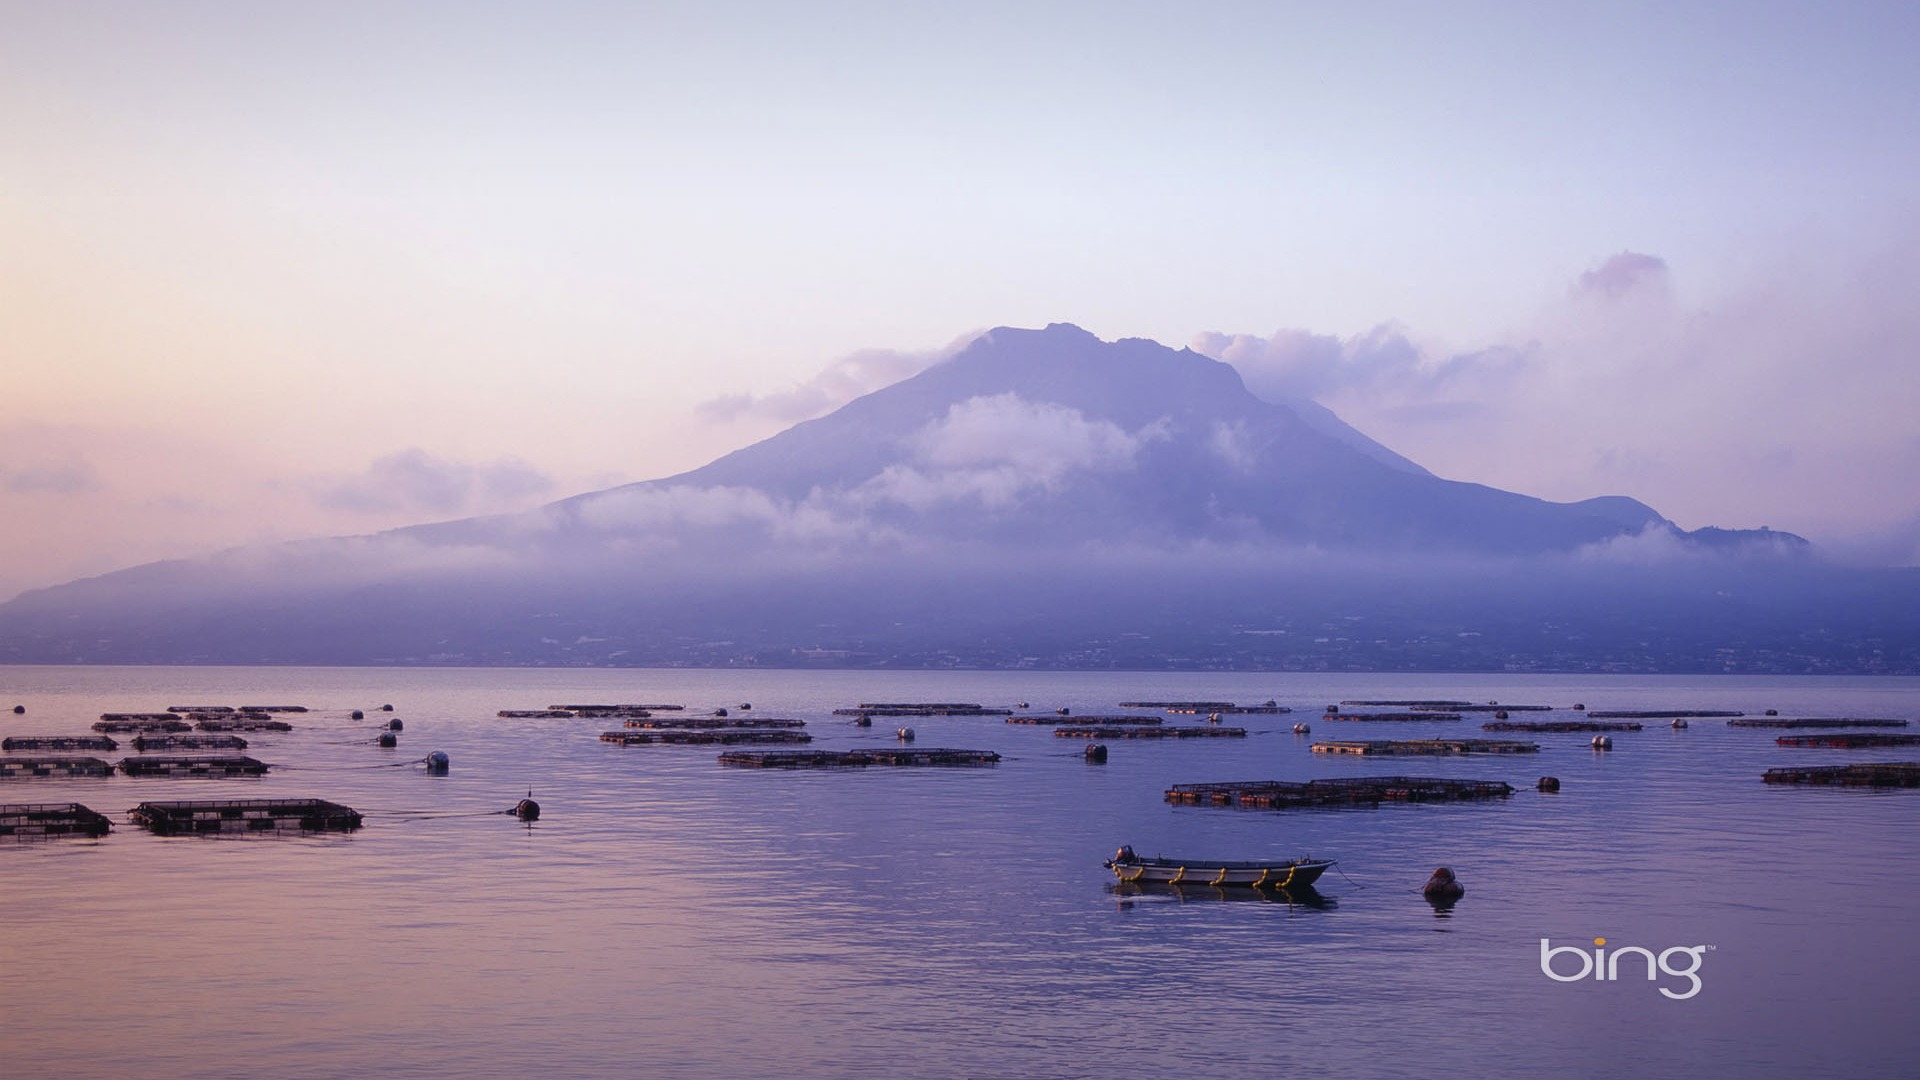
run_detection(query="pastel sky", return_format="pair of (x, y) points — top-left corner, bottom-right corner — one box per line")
(5, 1), (1918, 600)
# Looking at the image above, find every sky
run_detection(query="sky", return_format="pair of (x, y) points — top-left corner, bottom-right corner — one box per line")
(4, 1), (1919, 600)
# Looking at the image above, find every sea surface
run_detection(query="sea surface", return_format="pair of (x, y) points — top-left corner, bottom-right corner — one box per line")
(1, 666), (1916, 1079)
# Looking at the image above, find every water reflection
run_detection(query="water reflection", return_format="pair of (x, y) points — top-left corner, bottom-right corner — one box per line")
(1110, 880), (1338, 909)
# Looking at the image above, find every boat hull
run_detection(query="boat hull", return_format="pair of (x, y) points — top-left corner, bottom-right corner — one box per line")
(1104, 856), (1334, 889)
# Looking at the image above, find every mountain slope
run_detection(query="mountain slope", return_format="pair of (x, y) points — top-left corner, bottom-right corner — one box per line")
(0, 322), (1850, 669)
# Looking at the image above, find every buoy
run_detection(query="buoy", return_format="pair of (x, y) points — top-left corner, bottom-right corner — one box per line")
(897, 727), (916, 742)
(377, 732), (397, 748)
(11, 705), (22, 714)
(424, 751), (449, 774)
(1591, 735), (1612, 750)
(853, 713), (872, 727)
(1573, 703), (1586, 711)
(1765, 709), (1779, 716)
(380, 704), (394, 712)
(715, 707), (728, 717)
(1671, 718), (1688, 729)
(1264, 699), (1278, 707)
(1325, 704), (1339, 714)
(1056, 707), (1070, 716)
(514, 797), (540, 822)
(1538, 776), (1561, 792)
(739, 703), (751, 710)
(1292, 722), (1311, 734)
(1494, 710), (1509, 720)
(1207, 712), (1223, 724)
(350, 709), (365, 720)
(389, 718), (404, 731)
(1017, 701), (1029, 709)
(1423, 866), (1465, 901)
(1084, 743), (1108, 763)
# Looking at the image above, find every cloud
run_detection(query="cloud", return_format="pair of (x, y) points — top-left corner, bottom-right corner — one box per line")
(1194, 243), (1920, 554)
(1576, 251), (1670, 300)
(1192, 323), (1525, 403)
(315, 449), (555, 517)
(696, 331), (984, 425)
(856, 393), (1162, 510)
(2, 458), (100, 494)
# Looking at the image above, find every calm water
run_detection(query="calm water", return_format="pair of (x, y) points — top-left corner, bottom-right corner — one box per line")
(2, 667), (1916, 1078)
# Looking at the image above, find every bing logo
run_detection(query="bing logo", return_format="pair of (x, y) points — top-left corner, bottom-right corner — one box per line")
(1539, 937), (1711, 1000)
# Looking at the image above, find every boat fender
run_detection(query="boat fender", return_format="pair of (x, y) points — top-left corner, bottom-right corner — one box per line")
(424, 751), (449, 774)
(1538, 776), (1561, 792)
(896, 727), (915, 742)
(1423, 867), (1465, 900)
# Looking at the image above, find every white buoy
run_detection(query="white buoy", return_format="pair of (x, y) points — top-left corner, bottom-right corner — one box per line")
(1671, 718), (1689, 729)
(1592, 735), (1613, 750)
(897, 727), (916, 742)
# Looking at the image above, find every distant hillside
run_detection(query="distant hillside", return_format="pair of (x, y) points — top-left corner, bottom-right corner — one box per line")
(0, 322), (1877, 671)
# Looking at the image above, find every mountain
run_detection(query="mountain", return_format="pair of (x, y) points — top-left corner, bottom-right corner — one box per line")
(4, 322), (1900, 673)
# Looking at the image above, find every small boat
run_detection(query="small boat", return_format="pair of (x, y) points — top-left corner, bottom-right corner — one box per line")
(1104, 846), (1335, 889)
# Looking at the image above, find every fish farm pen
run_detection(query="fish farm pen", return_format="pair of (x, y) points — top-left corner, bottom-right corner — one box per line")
(1165, 705), (1293, 714)
(1775, 733), (1920, 748)
(1418, 703), (1552, 713)
(1311, 738), (1540, 755)
(194, 717), (294, 732)
(94, 717), (191, 733)
(3, 735), (118, 752)
(129, 798), (363, 834)
(1006, 714), (1163, 725)
(0, 803), (113, 838)
(1339, 700), (1475, 708)
(118, 755), (270, 778)
(716, 748), (1002, 768)
(1118, 701), (1235, 709)
(498, 710), (575, 718)
(236, 706), (307, 712)
(620, 717), (807, 729)
(600, 729), (813, 746)
(551, 704), (685, 711)
(1728, 718), (1911, 729)
(167, 705), (234, 713)
(1483, 720), (1644, 732)
(130, 734), (250, 752)
(1587, 710), (1745, 719)
(1052, 725), (1248, 739)
(1324, 711), (1465, 722)
(831, 705), (1014, 717)
(1762, 763), (1920, 787)
(1166, 777), (1516, 809)
(0, 757), (114, 778)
